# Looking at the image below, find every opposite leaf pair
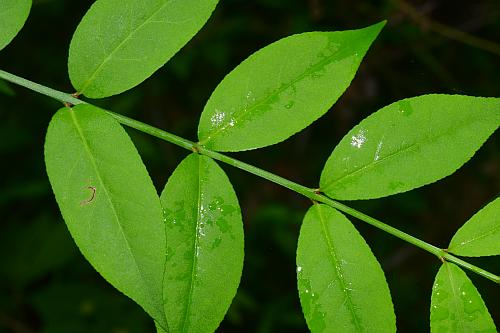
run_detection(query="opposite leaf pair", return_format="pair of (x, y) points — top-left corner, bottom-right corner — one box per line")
(430, 198), (499, 332)
(299, 95), (499, 332)
(297, 198), (499, 333)
(45, 105), (244, 332)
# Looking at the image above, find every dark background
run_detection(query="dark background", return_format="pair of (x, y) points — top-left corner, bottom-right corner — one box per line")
(0, 0), (499, 332)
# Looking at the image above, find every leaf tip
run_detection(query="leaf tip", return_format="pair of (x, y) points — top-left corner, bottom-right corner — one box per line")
(368, 20), (387, 37)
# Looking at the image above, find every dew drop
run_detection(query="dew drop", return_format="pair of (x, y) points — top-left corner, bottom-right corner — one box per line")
(351, 129), (367, 148)
(210, 109), (226, 128)
(246, 91), (256, 103)
(285, 101), (295, 109)
(374, 141), (383, 161)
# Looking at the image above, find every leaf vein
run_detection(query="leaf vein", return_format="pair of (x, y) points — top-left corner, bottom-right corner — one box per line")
(180, 156), (203, 332)
(445, 264), (467, 332)
(69, 109), (157, 314)
(316, 205), (362, 330)
(77, 0), (175, 94)
(199, 40), (355, 145)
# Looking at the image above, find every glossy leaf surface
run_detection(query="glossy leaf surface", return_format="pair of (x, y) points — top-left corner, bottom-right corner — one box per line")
(0, 0), (31, 51)
(431, 263), (496, 333)
(448, 197), (500, 257)
(44, 104), (167, 329)
(321, 95), (500, 200)
(69, 0), (218, 98)
(296, 204), (395, 332)
(160, 153), (244, 332)
(198, 22), (385, 152)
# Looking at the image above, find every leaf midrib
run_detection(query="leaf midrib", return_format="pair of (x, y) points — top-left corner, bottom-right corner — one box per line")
(69, 109), (159, 315)
(77, 0), (174, 94)
(316, 205), (362, 330)
(451, 223), (500, 252)
(199, 37), (359, 146)
(180, 156), (203, 332)
(322, 142), (419, 191)
(445, 264), (467, 332)
(322, 115), (486, 192)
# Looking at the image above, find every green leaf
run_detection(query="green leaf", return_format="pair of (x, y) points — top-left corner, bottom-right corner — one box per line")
(0, 0), (31, 51)
(448, 197), (500, 257)
(430, 262), (496, 333)
(197, 22), (385, 152)
(296, 204), (395, 332)
(320, 95), (500, 200)
(44, 104), (167, 329)
(160, 153), (244, 332)
(68, 0), (219, 98)
(156, 322), (167, 333)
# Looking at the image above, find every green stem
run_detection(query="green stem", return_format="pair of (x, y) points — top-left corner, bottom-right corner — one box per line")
(0, 69), (85, 106)
(1, 69), (498, 284)
(109, 111), (193, 151)
(442, 252), (499, 283)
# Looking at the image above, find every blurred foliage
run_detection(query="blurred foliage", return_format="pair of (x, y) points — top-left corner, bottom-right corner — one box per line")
(0, 0), (499, 332)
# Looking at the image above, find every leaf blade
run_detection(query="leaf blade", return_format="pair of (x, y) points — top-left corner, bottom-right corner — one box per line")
(0, 0), (31, 51)
(198, 22), (385, 152)
(68, 0), (218, 98)
(320, 95), (500, 200)
(430, 262), (496, 333)
(448, 197), (500, 257)
(296, 204), (395, 332)
(160, 153), (244, 332)
(44, 104), (167, 328)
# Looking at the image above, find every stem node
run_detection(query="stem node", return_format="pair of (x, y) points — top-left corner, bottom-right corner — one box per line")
(191, 144), (200, 154)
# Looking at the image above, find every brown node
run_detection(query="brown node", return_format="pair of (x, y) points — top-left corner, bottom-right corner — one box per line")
(191, 144), (200, 154)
